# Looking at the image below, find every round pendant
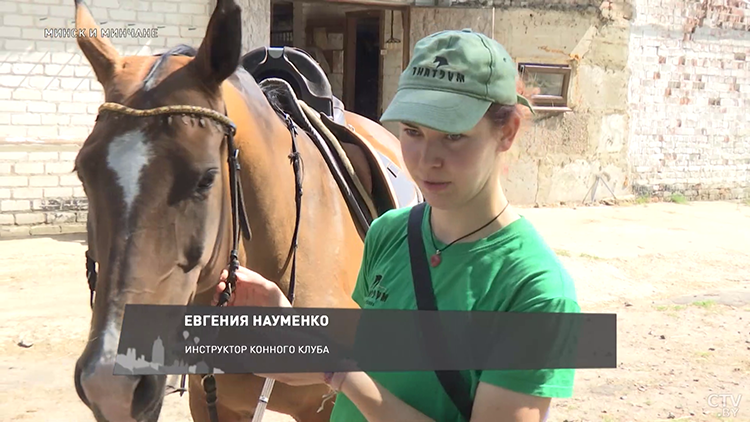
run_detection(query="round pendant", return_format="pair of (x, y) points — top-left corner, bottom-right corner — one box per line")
(430, 253), (441, 267)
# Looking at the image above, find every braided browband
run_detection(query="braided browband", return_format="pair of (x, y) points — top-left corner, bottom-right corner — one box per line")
(98, 102), (237, 135)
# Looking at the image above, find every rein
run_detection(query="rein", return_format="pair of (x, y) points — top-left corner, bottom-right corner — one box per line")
(84, 100), (305, 422)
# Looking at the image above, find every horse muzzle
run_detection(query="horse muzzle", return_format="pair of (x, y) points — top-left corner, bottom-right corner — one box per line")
(75, 352), (165, 422)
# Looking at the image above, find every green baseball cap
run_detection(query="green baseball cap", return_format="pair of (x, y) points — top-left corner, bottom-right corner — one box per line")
(380, 28), (533, 134)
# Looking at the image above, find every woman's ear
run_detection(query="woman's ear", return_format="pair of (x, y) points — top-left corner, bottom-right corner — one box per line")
(496, 112), (521, 153)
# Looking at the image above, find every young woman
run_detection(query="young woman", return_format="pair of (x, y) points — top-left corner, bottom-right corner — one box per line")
(213, 29), (579, 422)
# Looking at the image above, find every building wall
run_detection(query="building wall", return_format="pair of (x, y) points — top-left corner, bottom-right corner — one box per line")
(380, 10), (405, 136)
(290, 1), (404, 129)
(627, 0), (750, 201)
(0, 0), (269, 237)
(2, 0), (748, 236)
(409, 2), (633, 205)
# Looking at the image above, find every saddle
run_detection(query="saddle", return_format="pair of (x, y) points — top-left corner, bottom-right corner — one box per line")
(242, 46), (346, 126)
(242, 46), (422, 240)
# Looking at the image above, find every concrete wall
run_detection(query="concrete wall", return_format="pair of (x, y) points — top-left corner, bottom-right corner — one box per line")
(627, 0), (750, 201)
(0, 0), (269, 237)
(379, 10), (405, 135)
(409, 2), (632, 206)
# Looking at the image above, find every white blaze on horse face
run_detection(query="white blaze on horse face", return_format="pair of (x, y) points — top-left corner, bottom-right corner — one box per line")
(107, 130), (153, 220)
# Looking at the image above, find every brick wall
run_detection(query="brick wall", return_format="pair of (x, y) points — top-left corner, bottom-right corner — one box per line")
(627, 0), (750, 200)
(0, 0), (213, 143)
(0, 0), (271, 237)
(0, 0), (214, 237)
(0, 143), (87, 237)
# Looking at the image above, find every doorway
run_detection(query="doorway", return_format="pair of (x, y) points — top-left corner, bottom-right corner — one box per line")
(344, 11), (383, 122)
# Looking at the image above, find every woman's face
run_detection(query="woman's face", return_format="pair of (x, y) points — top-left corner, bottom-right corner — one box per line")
(398, 115), (516, 211)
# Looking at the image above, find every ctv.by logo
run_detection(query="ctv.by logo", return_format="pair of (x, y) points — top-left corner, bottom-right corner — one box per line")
(707, 393), (741, 418)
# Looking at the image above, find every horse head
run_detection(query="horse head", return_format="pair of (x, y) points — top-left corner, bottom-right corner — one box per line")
(72, 0), (246, 420)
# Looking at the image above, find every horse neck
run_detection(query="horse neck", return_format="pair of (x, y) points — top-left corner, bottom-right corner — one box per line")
(221, 74), (305, 286)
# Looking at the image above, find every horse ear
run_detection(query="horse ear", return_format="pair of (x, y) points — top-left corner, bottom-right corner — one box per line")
(74, 0), (119, 86)
(192, 0), (242, 88)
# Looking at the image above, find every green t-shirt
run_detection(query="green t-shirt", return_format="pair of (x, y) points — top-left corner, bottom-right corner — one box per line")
(329, 203), (580, 422)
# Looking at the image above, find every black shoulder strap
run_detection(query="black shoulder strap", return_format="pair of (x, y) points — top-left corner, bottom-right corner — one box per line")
(407, 203), (474, 422)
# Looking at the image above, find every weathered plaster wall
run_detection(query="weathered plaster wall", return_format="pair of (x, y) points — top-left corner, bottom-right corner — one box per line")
(235, 0), (271, 55)
(409, 2), (632, 205)
(627, 0), (750, 201)
(380, 10), (406, 135)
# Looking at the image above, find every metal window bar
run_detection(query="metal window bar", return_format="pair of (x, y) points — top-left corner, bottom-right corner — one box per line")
(271, 30), (293, 47)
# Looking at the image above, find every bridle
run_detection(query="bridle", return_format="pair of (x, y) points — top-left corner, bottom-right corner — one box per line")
(84, 99), (305, 422)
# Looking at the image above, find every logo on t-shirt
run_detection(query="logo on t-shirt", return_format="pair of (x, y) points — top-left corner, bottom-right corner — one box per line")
(365, 274), (389, 306)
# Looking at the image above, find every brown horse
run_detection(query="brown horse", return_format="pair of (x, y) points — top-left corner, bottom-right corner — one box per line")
(71, 0), (419, 421)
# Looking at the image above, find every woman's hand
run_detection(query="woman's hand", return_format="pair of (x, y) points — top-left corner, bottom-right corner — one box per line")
(212, 266), (291, 308)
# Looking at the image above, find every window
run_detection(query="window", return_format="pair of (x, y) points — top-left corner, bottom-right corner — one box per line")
(517, 63), (572, 111)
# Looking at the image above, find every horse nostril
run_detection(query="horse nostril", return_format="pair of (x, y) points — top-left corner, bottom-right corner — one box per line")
(132, 375), (163, 417)
(74, 360), (91, 408)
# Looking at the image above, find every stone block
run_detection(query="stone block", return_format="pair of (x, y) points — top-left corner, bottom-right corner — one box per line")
(0, 26), (20, 38)
(0, 214), (14, 225)
(41, 91), (71, 102)
(11, 89), (42, 100)
(61, 223), (87, 234)
(45, 163), (75, 175)
(178, 3), (204, 14)
(28, 152), (58, 161)
(13, 163), (45, 175)
(30, 224), (61, 236)
(59, 152), (79, 161)
(29, 176), (58, 187)
(12, 188), (43, 199)
(44, 187), (73, 198)
(2, 14), (33, 27)
(0, 176), (29, 187)
(0, 152), (28, 161)
(0, 225), (30, 238)
(0, 100), (27, 113)
(15, 213), (45, 225)
(0, 1), (18, 13)
(327, 33), (344, 50)
(332, 50), (344, 74)
(59, 175), (81, 187)
(313, 28), (328, 49)
(46, 211), (76, 224)
(1, 199), (30, 212)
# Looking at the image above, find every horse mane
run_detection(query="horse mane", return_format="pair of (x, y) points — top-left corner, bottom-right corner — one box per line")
(134, 43), (291, 138)
(142, 44), (198, 91)
(261, 81), (292, 116)
(142, 43), (285, 114)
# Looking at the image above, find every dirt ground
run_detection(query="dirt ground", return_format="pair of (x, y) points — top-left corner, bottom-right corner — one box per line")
(1, 200), (748, 422)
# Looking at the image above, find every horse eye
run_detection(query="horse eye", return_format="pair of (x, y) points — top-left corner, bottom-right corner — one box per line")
(196, 169), (218, 193)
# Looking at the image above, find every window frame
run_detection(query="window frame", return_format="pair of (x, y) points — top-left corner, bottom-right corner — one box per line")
(517, 63), (572, 112)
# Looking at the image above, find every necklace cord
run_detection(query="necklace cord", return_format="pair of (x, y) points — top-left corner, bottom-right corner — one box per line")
(429, 201), (510, 255)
